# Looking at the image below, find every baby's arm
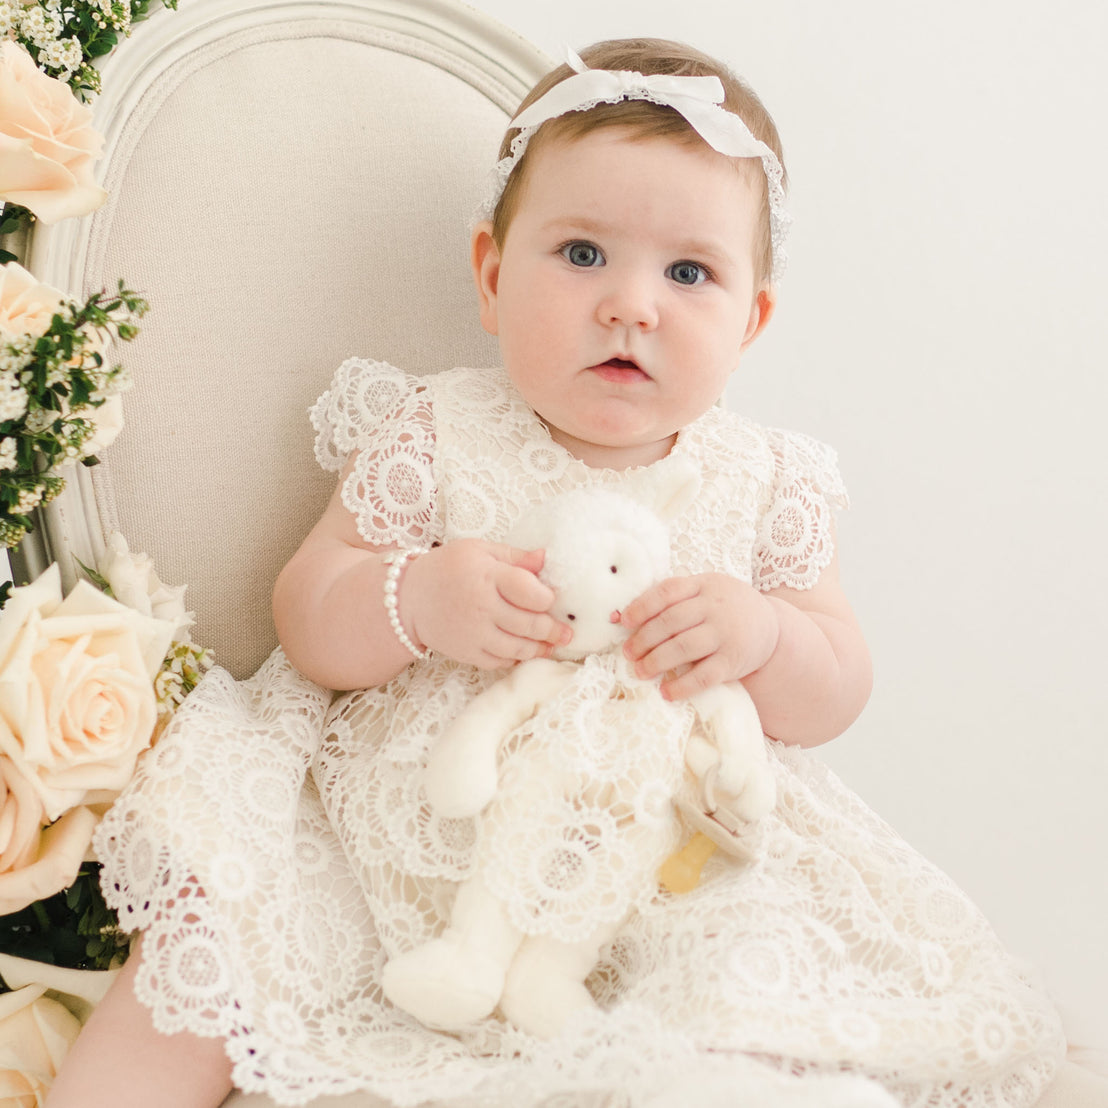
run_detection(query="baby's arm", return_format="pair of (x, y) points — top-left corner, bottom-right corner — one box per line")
(620, 552), (871, 748)
(273, 473), (571, 690)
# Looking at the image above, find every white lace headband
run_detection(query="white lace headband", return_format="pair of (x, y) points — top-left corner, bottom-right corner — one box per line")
(476, 48), (791, 281)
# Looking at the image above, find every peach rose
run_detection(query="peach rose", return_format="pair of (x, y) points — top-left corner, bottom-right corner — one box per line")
(0, 564), (174, 821)
(0, 983), (81, 1106)
(0, 755), (98, 914)
(0, 41), (107, 223)
(0, 262), (65, 341)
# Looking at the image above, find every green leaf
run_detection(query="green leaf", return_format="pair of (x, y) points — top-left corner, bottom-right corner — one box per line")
(76, 557), (113, 595)
(0, 865), (132, 980)
(86, 33), (120, 58)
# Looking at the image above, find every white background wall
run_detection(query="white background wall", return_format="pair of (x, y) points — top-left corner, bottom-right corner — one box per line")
(461, 0), (1108, 1053)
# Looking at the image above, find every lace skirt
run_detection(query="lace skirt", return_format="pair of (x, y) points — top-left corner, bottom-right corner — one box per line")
(95, 650), (1065, 1108)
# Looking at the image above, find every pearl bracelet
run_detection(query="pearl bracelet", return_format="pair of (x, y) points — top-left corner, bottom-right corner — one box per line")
(383, 548), (429, 660)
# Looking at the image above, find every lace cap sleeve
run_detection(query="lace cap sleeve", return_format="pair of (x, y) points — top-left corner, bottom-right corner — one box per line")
(752, 427), (849, 592)
(309, 358), (440, 547)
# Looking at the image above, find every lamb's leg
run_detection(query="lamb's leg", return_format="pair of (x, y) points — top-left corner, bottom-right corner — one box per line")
(382, 875), (523, 1031)
(499, 920), (622, 1039)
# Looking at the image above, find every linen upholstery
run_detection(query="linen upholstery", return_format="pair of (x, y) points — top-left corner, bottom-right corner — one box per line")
(35, 4), (547, 678)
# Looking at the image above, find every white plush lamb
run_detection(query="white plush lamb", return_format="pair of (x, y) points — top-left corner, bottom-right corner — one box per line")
(381, 464), (776, 1038)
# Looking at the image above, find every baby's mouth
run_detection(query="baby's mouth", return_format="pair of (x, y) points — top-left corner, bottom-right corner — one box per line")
(592, 357), (649, 382)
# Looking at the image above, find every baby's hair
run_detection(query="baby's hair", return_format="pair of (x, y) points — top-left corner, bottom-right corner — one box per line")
(491, 37), (787, 284)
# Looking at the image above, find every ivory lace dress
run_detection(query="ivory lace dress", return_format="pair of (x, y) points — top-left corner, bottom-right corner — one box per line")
(96, 361), (1064, 1108)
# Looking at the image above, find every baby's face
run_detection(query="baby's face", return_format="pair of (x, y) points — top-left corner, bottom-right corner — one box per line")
(473, 128), (773, 470)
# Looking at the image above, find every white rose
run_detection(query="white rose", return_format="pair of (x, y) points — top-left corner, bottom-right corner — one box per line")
(97, 531), (193, 638)
(0, 41), (107, 223)
(0, 983), (81, 1106)
(0, 262), (66, 342)
(0, 564), (174, 820)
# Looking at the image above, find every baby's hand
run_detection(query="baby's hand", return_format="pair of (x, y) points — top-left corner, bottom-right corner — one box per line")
(620, 573), (780, 701)
(403, 540), (572, 669)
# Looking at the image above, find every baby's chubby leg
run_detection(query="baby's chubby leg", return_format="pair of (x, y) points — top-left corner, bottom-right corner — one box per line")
(45, 939), (233, 1108)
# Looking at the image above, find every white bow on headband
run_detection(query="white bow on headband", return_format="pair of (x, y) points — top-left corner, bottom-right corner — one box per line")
(476, 48), (791, 280)
(513, 49), (777, 164)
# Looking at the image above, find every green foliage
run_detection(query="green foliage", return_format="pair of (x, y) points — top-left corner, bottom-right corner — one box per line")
(0, 281), (147, 548)
(7, 0), (179, 99)
(0, 205), (33, 265)
(0, 864), (132, 985)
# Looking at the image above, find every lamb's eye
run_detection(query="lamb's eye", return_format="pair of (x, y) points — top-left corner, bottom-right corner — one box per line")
(610, 565), (618, 574)
(566, 613), (576, 621)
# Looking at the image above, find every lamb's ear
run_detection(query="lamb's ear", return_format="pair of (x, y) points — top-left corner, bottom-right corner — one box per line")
(626, 457), (702, 522)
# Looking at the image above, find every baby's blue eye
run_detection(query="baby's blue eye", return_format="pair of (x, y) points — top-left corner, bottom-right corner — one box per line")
(668, 261), (708, 286)
(561, 241), (605, 268)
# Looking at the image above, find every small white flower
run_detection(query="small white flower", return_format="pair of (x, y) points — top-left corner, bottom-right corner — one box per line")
(0, 375), (28, 422)
(14, 485), (43, 512)
(20, 6), (59, 49)
(41, 36), (71, 68)
(43, 362), (68, 388)
(59, 36), (81, 71)
(154, 667), (185, 711)
(0, 436), (17, 471)
(1, 337), (35, 375)
(22, 407), (55, 434)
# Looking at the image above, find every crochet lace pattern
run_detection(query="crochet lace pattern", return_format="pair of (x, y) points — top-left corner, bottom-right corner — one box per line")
(95, 361), (1064, 1107)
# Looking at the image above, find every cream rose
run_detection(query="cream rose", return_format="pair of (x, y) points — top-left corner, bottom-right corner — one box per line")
(0, 755), (42, 877)
(0, 262), (65, 341)
(76, 391), (123, 459)
(0, 41), (107, 223)
(0, 564), (174, 821)
(0, 983), (82, 1106)
(97, 531), (193, 638)
(0, 955), (117, 1103)
(1, 754), (98, 914)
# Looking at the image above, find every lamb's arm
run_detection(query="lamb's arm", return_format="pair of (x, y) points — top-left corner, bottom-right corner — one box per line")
(688, 681), (776, 822)
(424, 658), (576, 817)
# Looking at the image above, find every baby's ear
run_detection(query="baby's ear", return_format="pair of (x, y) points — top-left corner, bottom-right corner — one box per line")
(470, 221), (501, 336)
(741, 286), (777, 351)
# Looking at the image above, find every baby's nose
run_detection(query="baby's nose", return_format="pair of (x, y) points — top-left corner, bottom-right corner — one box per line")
(597, 278), (659, 330)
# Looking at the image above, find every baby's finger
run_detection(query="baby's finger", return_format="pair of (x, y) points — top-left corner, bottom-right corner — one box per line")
(620, 575), (699, 630)
(632, 623), (718, 681)
(623, 594), (706, 662)
(497, 562), (557, 613)
(492, 544), (546, 578)
(659, 656), (733, 702)
(484, 627), (559, 666)
(498, 608), (572, 649)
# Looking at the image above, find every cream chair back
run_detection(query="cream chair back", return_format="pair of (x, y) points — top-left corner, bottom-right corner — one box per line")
(24, 0), (548, 677)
